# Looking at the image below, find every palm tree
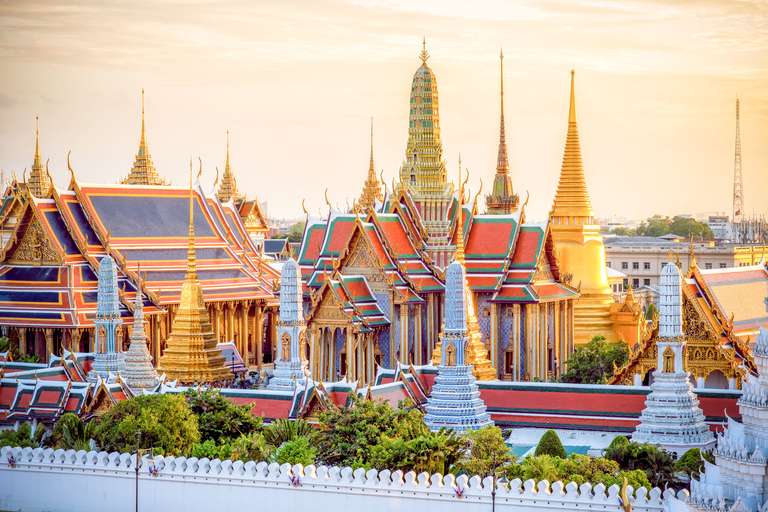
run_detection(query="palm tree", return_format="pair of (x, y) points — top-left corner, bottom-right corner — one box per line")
(262, 418), (317, 447)
(59, 413), (96, 451)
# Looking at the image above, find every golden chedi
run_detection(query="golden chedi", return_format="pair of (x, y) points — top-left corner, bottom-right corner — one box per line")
(549, 71), (617, 345)
(158, 167), (231, 383)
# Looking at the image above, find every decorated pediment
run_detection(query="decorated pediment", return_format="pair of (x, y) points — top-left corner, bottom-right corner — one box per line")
(8, 215), (64, 265)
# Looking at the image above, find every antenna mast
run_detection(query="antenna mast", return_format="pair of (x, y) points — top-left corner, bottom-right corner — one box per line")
(732, 97), (744, 242)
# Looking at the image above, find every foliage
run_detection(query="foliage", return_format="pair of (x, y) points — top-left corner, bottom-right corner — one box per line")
(17, 354), (41, 363)
(1, 336), (41, 363)
(607, 435), (629, 451)
(611, 227), (637, 237)
(287, 222), (306, 244)
(273, 437), (317, 466)
(603, 439), (677, 489)
(0, 421), (47, 449)
(636, 215), (713, 239)
(458, 425), (516, 479)
(230, 432), (274, 463)
(58, 413), (96, 451)
(645, 304), (658, 321)
(369, 425), (467, 475)
(93, 394), (200, 456)
(262, 418), (317, 447)
(534, 430), (567, 459)
(559, 336), (629, 384)
(191, 439), (234, 461)
(674, 448), (714, 479)
(316, 393), (422, 467)
(184, 389), (262, 444)
(507, 454), (653, 491)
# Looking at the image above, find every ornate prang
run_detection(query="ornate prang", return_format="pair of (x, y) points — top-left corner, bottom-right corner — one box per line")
(268, 258), (309, 390)
(88, 256), (126, 382)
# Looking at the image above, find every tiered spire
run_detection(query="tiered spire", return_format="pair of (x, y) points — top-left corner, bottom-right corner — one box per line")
(550, 71), (594, 222)
(217, 131), (240, 203)
(485, 49), (519, 215)
(28, 116), (48, 198)
(158, 163), (231, 383)
(87, 256), (126, 382)
(358, 118), (383, 211)
(122, 288), (160, 392)
(121, 90), (169, 186)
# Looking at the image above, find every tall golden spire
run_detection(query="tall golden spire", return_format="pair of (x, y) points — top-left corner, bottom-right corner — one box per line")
(485, 48), (518, 215)
(121, 90), (169, 186)
(217, 131), (240, 203)
(28, 116), (47, 197)
(455, 154), (465, 264)
(419, 37), (429, 65)
(550, 70), (594, 220)
(158, 160), (231, 383)
(359, 117), (383, 211)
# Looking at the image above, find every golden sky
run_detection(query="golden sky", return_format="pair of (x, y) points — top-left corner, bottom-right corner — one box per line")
(0, 0), (766, 221)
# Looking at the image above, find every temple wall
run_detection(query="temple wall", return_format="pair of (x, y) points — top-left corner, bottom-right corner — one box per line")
(0, 446), (678, 512)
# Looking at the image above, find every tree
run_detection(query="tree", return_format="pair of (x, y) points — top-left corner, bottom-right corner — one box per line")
(559, 336), (630, 384)
(369, 426), (467, 475)
(230, 432), (274, 463)
(534, 429), (567, 458)
(611, 227), (637, 237)
(287, 222), (306, 244)
(637, 215), (671, 238)
(0, 421), (47, 449)
(645, 304), (658, 321)
(262, 418), (317, 447)
(184, 389), (262, 444)
(93, 394), (200, 456)
(674, 448), (714, 480)
(59, 413), (97, 451)
(458, 425), (515, 478)
(602, 439), (678, 489)
(669, 216), (713, 239)
(273, 437), (317, 466)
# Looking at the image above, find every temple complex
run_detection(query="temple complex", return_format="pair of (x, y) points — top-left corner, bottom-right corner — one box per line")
(297, 43), (579, 384)
(87, 255), (126, 382)
(156, 168), (233, 383)
(631, 262), (714, 455)
(120, 91), (169, 186)
(484, 50), (519, 215)
(395, 40), (456, 269)
(267, 258), (309, 390)
(0, 147), (279, 371)
(121, 289), (160, 392)
(610, 254), (757, 389)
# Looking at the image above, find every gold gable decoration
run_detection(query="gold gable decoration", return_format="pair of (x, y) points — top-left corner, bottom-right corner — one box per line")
(9, 216), (64, 265)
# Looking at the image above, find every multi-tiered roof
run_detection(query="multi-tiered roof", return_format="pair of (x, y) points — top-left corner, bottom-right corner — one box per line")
(120, 91), (169, 186)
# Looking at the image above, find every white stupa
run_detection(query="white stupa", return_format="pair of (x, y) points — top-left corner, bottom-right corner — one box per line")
(267, 258), (308, 391)
(632, 261), (714, 455)
(689, 281), (768, 512)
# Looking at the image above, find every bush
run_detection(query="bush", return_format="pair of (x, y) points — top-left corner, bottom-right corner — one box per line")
(273, 437), (317, 466)
(559, 336), (629, 384)
(230, 432), (273, 463)
(263, 418), (317, 447)
(458, 425), (516, 479)
(674, 448), (714, 479)
(0, 422), (46, 448)
(93, 394), (200, 455)
(191, 439), (234, 461)
(602, 439), (677, 489)
(185, 389), (262, 444)
(534, 430), (566, 459)
(607, 435), (629, 451)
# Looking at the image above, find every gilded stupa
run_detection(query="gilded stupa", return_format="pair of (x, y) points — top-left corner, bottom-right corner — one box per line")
(217, 131), (241, 203)
(157, 165), (231, 383)
(28, 117), (49, 198)
(121, 90), (169, 186)
(358, 119), (383, 211)
(549, 71), (617, 345)
(485, 50), (519, 215)
(431, 160), (495, 381)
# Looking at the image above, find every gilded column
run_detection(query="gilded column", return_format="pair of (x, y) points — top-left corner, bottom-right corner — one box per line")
(44, 328), (53, 362)
(540, 303), (548, 379)
(308, 325), (317, 380)
(346, 328), (354, 380)
(554, 301), (561, 378)
(269, 309), (277, 359)
(17, 327), (27, 357)
(426, 294), (434, 357)
(490, 303), (499, 377)
(241, 302), (250, 366)
(255, 306), (264, 370)
(414, 304), (423, 365)
(400, 304), (409, 365)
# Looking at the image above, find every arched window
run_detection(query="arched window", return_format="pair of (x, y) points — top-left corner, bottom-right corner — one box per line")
(705, 369), (728, 389)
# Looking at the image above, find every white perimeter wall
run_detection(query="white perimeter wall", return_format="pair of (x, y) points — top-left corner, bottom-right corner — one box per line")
(0, 446), (686, 512)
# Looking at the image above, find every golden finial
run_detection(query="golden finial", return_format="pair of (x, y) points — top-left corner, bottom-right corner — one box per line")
(35, 115), (40, 159)
(324, 188), (331, 210)
(225, 130), (230, 170)
(455, 153), (465, 265)
(569, 70), (577, 124)
(189, 159), (193, 225)
(380, 169), (386, 199)
(473, 178), (483, 212)
(345, 197), (350, 211)
(676, 246), (680, 267)
(140, 89), (146, 146)
(22, 168), (26, 185)
(690, 236), (696, 267)
(67, 150), (74, 180)
(419, 37), (429, 65)
(45, 158), (51, 181)
(302, 199), (308, 217)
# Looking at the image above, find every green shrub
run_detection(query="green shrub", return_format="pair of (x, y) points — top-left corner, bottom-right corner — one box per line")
(191, 439), (233, 460)
(534, 430), (566, 458)
(185, 389), (262, 444)
(607, 435), (629, 451)
(230, 432), (273, 463)
(674, 448), (714, 479)
(0, 422), (46, 449)
(273, 437), (317, 466)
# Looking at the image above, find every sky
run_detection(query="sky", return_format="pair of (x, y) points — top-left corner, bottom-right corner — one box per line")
(0, 0), (766, 222)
